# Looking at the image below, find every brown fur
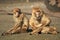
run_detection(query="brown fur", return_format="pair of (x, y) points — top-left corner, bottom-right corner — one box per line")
(29, 7), (51, 35)
(2, 8), (29, 36)
(41, 26), (57, 34)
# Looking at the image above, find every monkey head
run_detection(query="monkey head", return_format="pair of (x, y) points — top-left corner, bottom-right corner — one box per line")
(32, 7), (43, 18)
(13, 8), (21, 17)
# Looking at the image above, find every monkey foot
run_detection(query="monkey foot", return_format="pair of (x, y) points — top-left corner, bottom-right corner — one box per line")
(1, 32), (12, 36)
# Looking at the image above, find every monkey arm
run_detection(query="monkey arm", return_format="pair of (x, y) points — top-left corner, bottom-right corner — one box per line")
(23, 16), (29, 27)
(37, 15), (51, 27)
(29, 18), (37, 30)
(36, 24), (42, 27)
(36, 20), (50, 27)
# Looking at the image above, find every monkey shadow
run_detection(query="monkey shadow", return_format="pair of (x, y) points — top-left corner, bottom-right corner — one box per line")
(27, 29), (32, 32)
(27, 28), (42, 34)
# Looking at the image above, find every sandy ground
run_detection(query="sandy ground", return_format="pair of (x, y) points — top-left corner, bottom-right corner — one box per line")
(0, 2), (60, 40)
(0, 13), (60, 40)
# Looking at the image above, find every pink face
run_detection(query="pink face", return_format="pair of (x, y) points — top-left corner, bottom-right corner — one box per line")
(35, 12), (40, 17)
(34, 10), (42, 18)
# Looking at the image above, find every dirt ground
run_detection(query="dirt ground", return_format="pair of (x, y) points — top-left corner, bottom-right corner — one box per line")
(0, 13), (60, 40)
(0, 1), (60, 40)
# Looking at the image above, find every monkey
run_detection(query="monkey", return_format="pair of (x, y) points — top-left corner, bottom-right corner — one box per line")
(29, 7), (51, 35)
(1, 8), (29, 36)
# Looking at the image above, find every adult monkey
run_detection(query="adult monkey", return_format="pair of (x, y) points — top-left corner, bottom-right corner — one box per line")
(2, 8), (29, 36)
(29, 7), (51, 35)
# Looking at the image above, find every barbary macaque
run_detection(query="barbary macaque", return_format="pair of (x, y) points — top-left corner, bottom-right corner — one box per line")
(29, 7), (51, 35)
(2, 8), (29, 36)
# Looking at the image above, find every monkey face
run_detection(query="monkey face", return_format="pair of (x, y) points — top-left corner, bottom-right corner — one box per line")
(13, 8), (21, 17)
(34, 11), (42, 18)
(13, 12), (20, 17)
(32, 7), (43, 19)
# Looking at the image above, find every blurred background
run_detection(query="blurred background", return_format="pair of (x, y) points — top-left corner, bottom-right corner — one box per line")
(0, 0), (60, 17)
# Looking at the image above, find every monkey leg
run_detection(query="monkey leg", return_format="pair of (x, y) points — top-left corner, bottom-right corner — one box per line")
(41, 30), (48, 34)
(21, 25), (28, 33)
(1, 24), (21, 36)
(11, 27), (21, 34)
(30, 27), (42, 35)
(1, 27), (21, 36)
(7, 22), (22, 33)
(52, 31), (57, 35)
(6, 25), (20, 34)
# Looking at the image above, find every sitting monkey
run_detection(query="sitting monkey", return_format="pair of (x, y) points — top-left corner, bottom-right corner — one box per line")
(29, 7), (51, 35)
(2, 8), (29, 36)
